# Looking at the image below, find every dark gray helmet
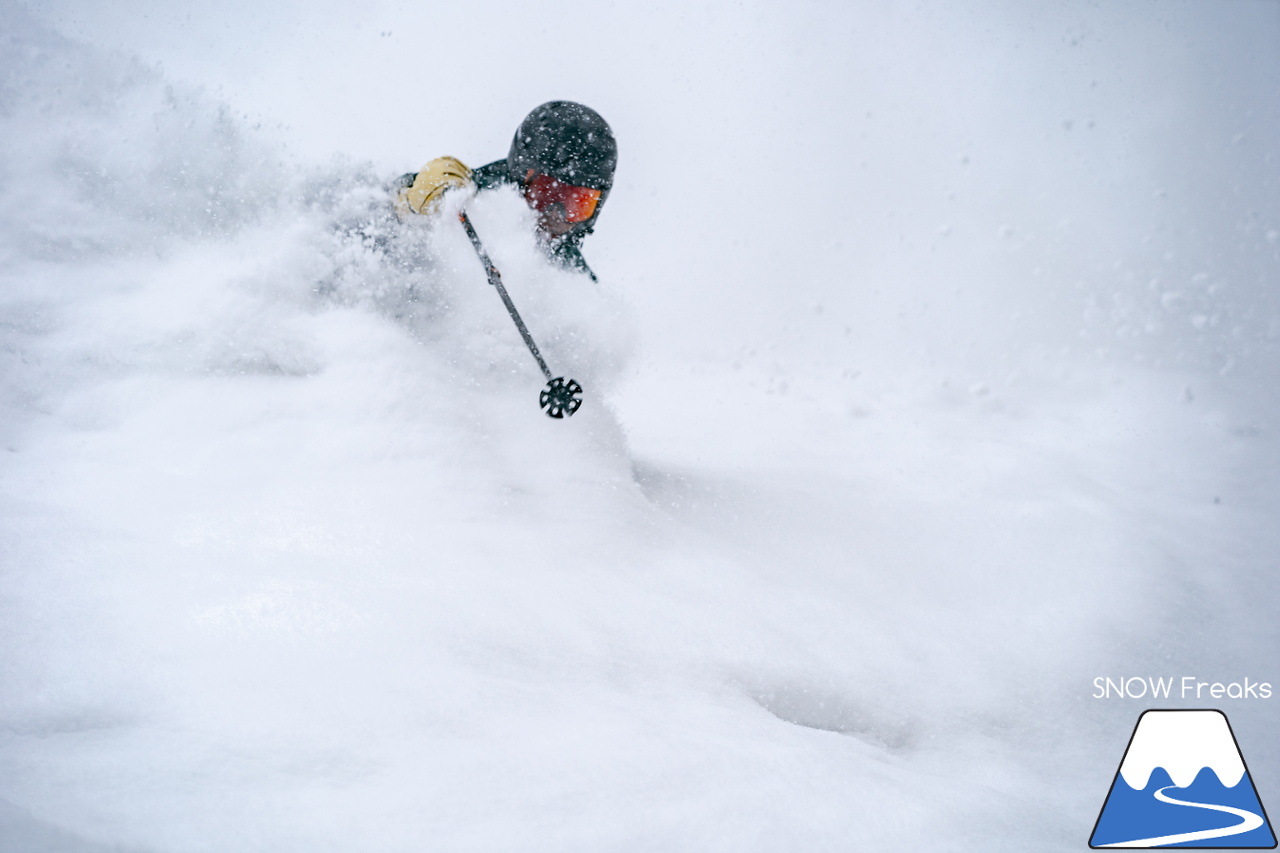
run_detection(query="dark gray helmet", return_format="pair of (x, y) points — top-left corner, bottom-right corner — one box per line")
(508, 101), (617, 197)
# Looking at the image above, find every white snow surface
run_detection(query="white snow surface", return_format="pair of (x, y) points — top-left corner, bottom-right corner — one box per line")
(2, 2), (1279, 851)
(1119, 711), (1246, 790)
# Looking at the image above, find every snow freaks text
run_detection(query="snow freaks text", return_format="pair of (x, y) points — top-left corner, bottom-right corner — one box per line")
(1093, 677), (1273, 700)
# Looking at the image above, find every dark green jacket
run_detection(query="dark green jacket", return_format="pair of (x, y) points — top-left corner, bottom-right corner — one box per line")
(397, 161), (599, 282)
(472, 159), (598, 282)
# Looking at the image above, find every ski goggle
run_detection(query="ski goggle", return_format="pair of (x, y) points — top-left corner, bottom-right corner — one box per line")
(523, 170), (602, 224)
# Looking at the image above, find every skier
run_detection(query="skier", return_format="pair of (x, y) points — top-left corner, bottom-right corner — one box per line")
(395, 101), (617, 282)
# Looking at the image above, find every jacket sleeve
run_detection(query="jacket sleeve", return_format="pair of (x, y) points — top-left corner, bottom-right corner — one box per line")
(472, 159), (514, 190)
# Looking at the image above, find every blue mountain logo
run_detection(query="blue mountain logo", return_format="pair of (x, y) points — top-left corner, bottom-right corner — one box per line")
(1091, 709), (1276, 848)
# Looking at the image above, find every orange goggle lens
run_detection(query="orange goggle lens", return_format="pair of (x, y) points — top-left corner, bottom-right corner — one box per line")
(523, 171), (602, 223)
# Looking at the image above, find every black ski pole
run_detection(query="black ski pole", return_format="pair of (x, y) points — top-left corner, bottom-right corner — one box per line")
(458, 210), (583, 419)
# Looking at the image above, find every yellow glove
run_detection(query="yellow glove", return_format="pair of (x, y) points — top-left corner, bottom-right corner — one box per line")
(397, 156), (473, 216)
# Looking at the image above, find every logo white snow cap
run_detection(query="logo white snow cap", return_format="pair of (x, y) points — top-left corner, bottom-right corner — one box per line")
(1119, 711), (1245, 790)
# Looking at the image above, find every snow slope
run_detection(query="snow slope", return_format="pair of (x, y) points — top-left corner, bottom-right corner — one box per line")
(2, 2), (1278, 851)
